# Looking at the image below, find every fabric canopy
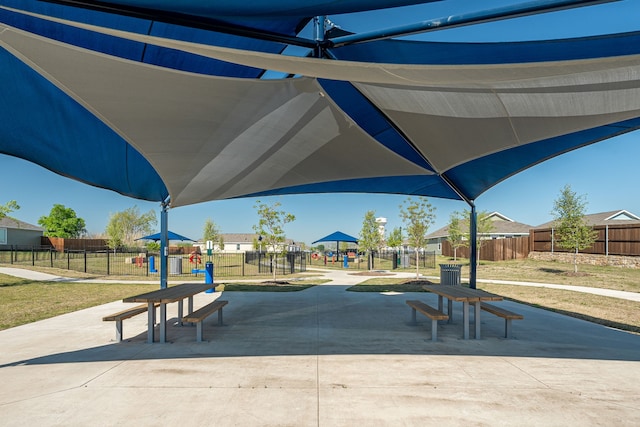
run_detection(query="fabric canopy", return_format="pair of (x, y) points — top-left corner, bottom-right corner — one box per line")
(312, 232), (359, 245)
(136, 231), (194, 241)
(1, 0), (639, 210)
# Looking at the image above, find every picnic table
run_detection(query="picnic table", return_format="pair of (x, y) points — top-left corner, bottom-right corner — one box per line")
(422, 285), (502, 339)
(123, 283), (214, 343)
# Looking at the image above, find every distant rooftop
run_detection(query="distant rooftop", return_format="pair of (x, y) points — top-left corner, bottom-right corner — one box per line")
(535, 210), (640, 229)
(427, 211), (533, 239)
(0, 217), (43, 231)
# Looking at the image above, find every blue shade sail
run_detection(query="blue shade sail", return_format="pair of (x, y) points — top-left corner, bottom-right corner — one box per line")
(1, 0), (640, 209)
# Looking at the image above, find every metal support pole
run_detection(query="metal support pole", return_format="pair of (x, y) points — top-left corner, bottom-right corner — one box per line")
(313, 15), (326, 58)
(329, 0), (608, 47)
(160, 202), (169, 289)
(469, 204), (478, 289)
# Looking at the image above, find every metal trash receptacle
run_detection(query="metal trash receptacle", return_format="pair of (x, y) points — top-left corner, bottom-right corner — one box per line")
(439, 264), (461, 286)
(401, 255), (410, 268)
(169, 256), (183, 275)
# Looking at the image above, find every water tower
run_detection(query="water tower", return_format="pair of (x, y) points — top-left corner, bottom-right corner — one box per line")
(375, 217), (387, 237)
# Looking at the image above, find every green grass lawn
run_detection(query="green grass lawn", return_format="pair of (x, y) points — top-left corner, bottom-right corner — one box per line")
(0, 271), (331, 330)
(1, 256), (639, 333)
(0, 275), (157, 330)
(347, 256), (640, 334)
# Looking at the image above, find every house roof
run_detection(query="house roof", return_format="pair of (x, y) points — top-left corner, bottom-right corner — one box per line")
(221, 233), (258, 244)
(535, 210), (640, 229)
(0, 217), (43, 231)
(427, 212), (533, 239)
(220, 233), (295, 245)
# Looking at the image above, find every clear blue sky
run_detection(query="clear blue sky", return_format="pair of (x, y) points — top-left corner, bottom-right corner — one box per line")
(2, 0), (639, 245)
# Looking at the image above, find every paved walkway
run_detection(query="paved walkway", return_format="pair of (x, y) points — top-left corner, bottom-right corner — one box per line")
(2, 266), (639, 301)
(0, 267), (639, 425)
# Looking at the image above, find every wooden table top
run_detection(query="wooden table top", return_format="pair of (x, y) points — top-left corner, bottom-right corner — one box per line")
(123, 283), (214, 304)
(422, 285), (503, 302)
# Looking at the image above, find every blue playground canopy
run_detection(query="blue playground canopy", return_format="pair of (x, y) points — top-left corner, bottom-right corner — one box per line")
(136, 231), (194, 242)
(2, 0), (639, 286)
(312, 231), (359, 245)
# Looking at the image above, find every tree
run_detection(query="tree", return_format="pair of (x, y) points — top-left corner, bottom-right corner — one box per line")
(38, 204), (86, 238)
(447, 211), (467, 261)
(202, 218), (220, 250)
(146, 241), (161, 252)
(105, 206), (157, 249)
(551, 184), (598, 273)
(252, 200), (296, 280)
(387, 227), (403, 251)
(458, 209), (495, 266)
(358, 210), (381, 271)
(465, 209), (495, 266)
(0, 200), (19, 221)
(399, 197), (436, 278)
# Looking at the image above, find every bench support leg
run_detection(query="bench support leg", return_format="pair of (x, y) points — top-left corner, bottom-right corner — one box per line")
(115, 320), (123, 342)
(218, 308), (224, 326)
(505, 319), (512, 339)
(448, 299), (453, 323)
(160, 304), (167, 343)
(178, 300), (184, 326)
(147, 302), (155, 343)
(195, 321), (204, 342)
(474, 301), (481, 339)
(431, 319), (438, 341)
(409, 308), (417, 325)
(463, 302), (469, 339)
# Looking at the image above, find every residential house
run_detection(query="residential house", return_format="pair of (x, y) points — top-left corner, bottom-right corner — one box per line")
(195, 233), (297, 253)
(0, 217), (44, 247)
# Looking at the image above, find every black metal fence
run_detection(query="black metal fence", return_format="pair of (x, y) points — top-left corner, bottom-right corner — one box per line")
(306, 250), (436, 270)
(244, 251), (307, 275)
(0, 246), (306, 278)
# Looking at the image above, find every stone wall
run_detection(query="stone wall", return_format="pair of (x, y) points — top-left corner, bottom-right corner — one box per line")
(528, 251), (640, 269)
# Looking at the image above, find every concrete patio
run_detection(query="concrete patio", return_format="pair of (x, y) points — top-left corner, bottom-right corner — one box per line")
(0, 273), (638, 426)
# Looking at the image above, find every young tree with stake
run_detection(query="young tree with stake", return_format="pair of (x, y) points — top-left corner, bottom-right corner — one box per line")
(551, 184), (597, 273)
(399, 197), (436, 279)
(253, 200), (295, 281)
(359, 210), (381, 271)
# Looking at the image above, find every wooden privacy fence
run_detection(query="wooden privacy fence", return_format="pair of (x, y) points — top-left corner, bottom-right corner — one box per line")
(531, 223), (640, 256)
(43, 237), (108, 252)
(442, 223), (640, 261)
(442, 236), (530, 262)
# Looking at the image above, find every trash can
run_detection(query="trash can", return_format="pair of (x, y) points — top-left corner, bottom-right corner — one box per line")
(169, 256), (182, 275)
(401, 254), (410, 268)
(439, 264), (461, 286)
(343, 254), (348, 268)
(205, 261), (215, 293)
